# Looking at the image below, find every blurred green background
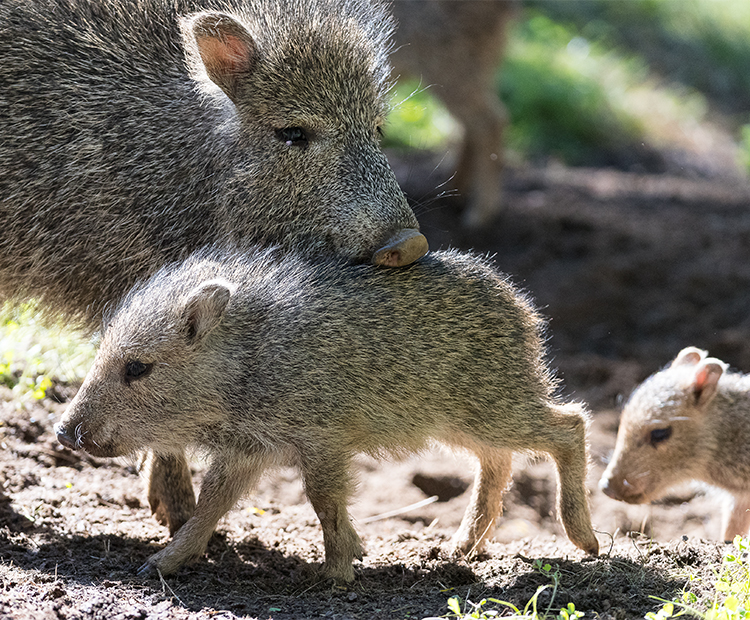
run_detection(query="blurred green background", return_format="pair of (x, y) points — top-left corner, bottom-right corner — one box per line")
(384, 0), (750, 174)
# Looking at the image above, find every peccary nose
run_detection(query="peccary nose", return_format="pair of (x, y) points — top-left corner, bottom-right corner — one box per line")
(599, 473), (626, 501)
(372, 228), (428, 267)
(54, 422), (78, 451)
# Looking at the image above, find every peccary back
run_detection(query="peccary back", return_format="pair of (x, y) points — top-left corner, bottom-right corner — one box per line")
(57, 248), (599, 581)
(0, 0), (426, 324)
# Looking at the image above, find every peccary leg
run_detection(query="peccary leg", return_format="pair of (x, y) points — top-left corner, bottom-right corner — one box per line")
(723, 494), (750, 541)
(146, 452), (196, 535)
(537, 404), (599, 555)
(451, 449), (513, 558)
(139, 455), (265, 576)
(301, 454), (362, 583)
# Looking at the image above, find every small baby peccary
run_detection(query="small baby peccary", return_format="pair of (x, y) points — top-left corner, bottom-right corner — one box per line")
(55, 248), (599, 582)
(390, 0), (517, 229)
(600, 347), (750, 541)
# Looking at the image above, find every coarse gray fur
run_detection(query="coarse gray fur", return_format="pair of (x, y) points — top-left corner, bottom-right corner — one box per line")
(0, 0), (425, 325)
(600, 346), (750, 541)
(0, 0), (428, 536)
(390, 0), (517, 228)
(56, 248), (599, 581)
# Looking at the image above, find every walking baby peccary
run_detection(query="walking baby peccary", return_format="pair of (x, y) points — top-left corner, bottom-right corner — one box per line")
(600, 347), (750, 541)
(1, 0), (427, 536)
(55, 249), (599, 581)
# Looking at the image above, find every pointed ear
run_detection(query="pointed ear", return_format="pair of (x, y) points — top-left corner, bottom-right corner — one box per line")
(183, 12), (256, 102)
(691, 358), (726, 407)
(671, 346), (707, 368)
(182, 279), (235, 345)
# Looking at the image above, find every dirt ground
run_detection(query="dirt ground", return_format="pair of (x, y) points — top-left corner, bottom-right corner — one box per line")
(2, 145), (750, 619)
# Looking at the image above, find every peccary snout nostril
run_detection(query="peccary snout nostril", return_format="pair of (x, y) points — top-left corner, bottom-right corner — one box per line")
(54, 422), (78, 450)
(372, 228), (428, 267)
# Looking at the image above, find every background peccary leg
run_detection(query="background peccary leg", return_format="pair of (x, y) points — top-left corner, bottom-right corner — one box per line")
(450, 449), (513, 558)
(724, 495), (750, 542)
(139, 454), (266, 576)
(301, 453), (363, 583)
(145, 453), (196, 535)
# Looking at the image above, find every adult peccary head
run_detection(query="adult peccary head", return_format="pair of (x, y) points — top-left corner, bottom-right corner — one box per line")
(0, 0), (426, 325)
(56, 248), (599, 582)
(600, 347), (750, 541)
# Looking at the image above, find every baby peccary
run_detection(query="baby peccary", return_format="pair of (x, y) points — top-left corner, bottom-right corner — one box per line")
(55, 249), (599, 581)
(1, 0), (426, 537)
(600, 347), (750, 541)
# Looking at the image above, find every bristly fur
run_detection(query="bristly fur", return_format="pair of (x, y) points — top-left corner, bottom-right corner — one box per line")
(0, 0), (416, 328)
(58, 247), (599, 581)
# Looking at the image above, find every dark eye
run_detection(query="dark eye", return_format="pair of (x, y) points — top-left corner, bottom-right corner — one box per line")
(275, 127), (308, 148)
(649, 427), (672, 446)
(125, 360), (152, 382)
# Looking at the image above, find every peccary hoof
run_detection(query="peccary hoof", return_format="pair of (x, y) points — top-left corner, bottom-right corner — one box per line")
(372, 229), (428, 267)
(137, 561), (157, 577)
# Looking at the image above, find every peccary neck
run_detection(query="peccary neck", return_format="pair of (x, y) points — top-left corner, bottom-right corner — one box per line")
(705, 372), (750, 491)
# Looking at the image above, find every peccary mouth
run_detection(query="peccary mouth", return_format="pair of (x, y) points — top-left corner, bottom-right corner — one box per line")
(54, 422), (123, 458)
(372, 228), (428, 267)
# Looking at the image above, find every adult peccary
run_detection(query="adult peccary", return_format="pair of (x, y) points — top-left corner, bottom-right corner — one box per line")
(600, 347), (750, 541)
(390, 0), (516, 228)
(55, 248), (600, 581)
(0, 0), (427, 535)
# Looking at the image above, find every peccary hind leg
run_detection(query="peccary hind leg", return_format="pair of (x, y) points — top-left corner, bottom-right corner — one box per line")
(146, 453), (196, 535)
(542, 404), (599, 555)
(302, 453), (363, 583)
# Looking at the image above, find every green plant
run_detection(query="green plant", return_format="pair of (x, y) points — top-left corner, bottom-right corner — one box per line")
(431, 561), (584, 620)
(646, 536), (750, 620)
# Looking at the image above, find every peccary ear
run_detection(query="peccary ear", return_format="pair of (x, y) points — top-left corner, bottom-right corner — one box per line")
(185, 12), (256, 102)
(691, 358), (726, 407)
(671, 346), (707, 368)
(182, 279), (235, 345)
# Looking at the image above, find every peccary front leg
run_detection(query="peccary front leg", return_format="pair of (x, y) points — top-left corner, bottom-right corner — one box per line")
(139, 455), (264, 576)
(145, 452), (196, 535)
(723, 495), (750, 542)
(301, 453), (362, 583)
(451, 449), (513, 558)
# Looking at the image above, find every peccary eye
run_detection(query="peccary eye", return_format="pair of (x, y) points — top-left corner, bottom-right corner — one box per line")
(275, 127), (308, 148)
(125, 360), (152, 382)
(649, 427), (672, 446)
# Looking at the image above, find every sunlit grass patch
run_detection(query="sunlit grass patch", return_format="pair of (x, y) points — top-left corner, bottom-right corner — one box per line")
(0, 303), (95, 404)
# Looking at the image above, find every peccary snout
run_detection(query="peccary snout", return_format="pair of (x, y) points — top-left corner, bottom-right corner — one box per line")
(54, 422), (77, 452)
(58, 247), (599, 582)
(372, 228), (428, 267)
(599, 346), (750, 540)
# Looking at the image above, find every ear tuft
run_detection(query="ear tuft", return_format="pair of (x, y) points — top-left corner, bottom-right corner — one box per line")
(183, 11), (256, 102)
(671, 346), (707, 368)
(182, 279), (235, 344)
